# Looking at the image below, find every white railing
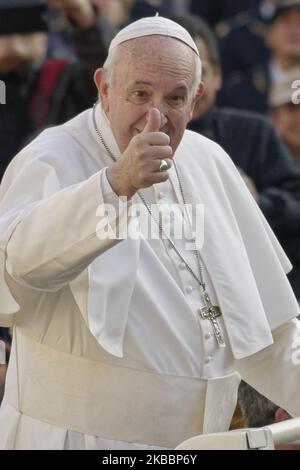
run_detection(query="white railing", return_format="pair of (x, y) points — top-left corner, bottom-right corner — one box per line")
(175, 417), (300, 450)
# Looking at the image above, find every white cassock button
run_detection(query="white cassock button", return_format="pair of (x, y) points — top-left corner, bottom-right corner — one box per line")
(179, 262), (186, 270)
(157, 192), (164, 200)
(205, 356), (213, 364)
(204, 333), (212, 340)
(186, 285), (194, 294)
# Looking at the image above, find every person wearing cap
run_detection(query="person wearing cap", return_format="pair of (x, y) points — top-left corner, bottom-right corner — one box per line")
(0, 15), (299, 450)
(218, 0), (300, 113)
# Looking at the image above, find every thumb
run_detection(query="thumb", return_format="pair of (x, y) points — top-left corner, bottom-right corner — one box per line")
(142, 108), (161, 134)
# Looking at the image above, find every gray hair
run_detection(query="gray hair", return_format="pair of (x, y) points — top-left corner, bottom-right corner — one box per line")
(102, 40), (202, 99)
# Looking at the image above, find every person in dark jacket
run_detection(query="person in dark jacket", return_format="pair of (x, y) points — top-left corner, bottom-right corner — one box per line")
(216, 1), (274, 75)
(169, 12), (300, 300)
(217, 0), (300, 113)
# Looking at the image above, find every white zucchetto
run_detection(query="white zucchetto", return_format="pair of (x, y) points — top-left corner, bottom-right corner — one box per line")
(108, 16), (200, 58)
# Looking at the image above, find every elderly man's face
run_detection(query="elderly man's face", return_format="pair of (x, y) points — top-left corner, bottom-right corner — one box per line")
(95, 36), (202, 153)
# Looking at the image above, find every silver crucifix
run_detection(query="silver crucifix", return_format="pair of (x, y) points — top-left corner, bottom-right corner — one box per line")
(199, 293), (226, 348)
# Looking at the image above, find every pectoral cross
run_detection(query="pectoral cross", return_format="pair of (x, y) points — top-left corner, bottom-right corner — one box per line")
(199, 293), (226, 348)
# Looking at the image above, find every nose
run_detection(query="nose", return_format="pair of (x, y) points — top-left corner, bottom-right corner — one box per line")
(152, 102), (168, 130)
(159, 111), (168, 129)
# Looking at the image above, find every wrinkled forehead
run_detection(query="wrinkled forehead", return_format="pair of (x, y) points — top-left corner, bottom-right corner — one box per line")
(114, 36), (196, 84)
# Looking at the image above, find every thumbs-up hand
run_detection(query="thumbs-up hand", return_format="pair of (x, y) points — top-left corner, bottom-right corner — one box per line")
(107, 108), (173, 198)
(142, 108), (162, 134)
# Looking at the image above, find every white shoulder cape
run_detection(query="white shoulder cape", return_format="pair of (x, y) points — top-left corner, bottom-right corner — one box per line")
(0, 105), (298, 359)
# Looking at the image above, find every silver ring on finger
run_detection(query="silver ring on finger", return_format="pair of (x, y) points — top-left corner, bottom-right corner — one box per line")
(159, 159), (169, 172)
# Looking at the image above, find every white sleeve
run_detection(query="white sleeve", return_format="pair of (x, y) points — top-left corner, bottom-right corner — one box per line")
(6, 168), (131, 292)
(100, 167), (122, 208)
(235, 319), (300, 417)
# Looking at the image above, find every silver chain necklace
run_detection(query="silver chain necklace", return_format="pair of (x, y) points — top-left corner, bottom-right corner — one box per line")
(92, 103), (226, 347)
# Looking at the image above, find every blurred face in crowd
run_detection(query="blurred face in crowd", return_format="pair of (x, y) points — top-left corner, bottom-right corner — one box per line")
(95, 36), (204, 153)
(0, 33), (47, 74)
(192, 37), (222, 118)
(270, 103), (300, 161)
(267, 9), (300, 65)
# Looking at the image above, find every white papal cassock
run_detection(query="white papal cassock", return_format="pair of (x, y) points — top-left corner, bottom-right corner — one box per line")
(0, 104), (299, 450)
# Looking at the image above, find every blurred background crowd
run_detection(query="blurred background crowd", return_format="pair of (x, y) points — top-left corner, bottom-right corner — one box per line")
(1, 0), (300, 442)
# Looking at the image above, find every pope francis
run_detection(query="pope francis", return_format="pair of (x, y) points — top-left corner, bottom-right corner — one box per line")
(0, 16), (300, 450)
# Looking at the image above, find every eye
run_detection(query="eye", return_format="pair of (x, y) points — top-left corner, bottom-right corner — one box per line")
(128, 90), (149, 104)
(168, 95), (186, 107)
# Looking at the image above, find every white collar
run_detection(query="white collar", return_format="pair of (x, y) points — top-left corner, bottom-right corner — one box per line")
(93, 102), (122, 161)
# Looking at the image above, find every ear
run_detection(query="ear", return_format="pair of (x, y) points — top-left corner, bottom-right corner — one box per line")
(189, 82), (205, 121)
(94, 68), (110, 113)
